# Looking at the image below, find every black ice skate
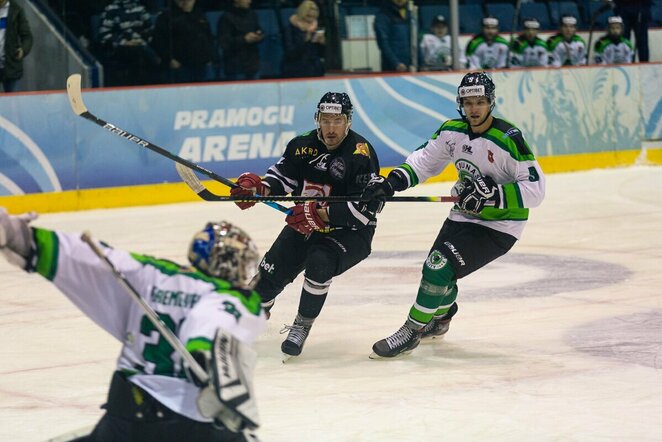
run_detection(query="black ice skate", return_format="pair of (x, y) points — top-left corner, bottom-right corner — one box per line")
(370, 323), (422, 359)
(421, 302), (458, 340)
(280, 313), (315, 362)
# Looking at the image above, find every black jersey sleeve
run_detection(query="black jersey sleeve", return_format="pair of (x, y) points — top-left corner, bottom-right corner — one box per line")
(262, 139), (302, 196)
(327, 140), (381, 229)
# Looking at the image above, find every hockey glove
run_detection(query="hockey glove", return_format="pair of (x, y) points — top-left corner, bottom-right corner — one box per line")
(285, 202), (327, 235)
(361, 175), (395, 204)
(0, 208), (37, 269)
(196, 328), (260, 433)
(230, 173), (269, 210)
(453, 175), (500, 214)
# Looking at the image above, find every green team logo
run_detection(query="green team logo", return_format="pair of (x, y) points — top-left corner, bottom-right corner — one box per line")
(425, 250), (448, 270)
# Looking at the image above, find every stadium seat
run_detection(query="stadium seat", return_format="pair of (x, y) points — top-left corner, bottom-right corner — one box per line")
(205, 10), (224, 40)
(584, 1), (615, 30)
(256, 9), (283, 78)
(459, 4), (484, 34)
(652, 1), (662, 26)
(548, 1), (582, 28)
(520, 2), (553, 31)
(485, 3), (517, 32)
(419, 5), (450, 32)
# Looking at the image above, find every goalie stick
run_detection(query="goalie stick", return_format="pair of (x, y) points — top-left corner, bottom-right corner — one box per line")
(65, 74), (289, 215)
(175, 163), (459, 204)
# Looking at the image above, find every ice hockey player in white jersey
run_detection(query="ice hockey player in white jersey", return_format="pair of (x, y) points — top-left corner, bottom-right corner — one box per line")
(547, 15), (587, 67)
(0, 208), (266, 441)
(509, 18), (549, 68)
(361, 72), (545, 358)
(594, 16), (634, 65)
(465, 16), (509, 70)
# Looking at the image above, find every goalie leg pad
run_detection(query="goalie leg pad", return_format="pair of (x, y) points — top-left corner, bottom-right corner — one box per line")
(197, 328), (260, 433)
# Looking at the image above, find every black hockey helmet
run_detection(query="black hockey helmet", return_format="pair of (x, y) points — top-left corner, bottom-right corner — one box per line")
(316, 92), (353, 121)
(456, 71), (496, 119)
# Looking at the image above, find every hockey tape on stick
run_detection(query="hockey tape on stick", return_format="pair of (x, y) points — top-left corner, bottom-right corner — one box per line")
(66, 74), (289, 215)
(80, 231), (209, 384)
(176, 163), (459, 204)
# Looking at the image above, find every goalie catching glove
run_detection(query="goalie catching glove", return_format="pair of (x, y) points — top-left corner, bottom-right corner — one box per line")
(285, 202), (327, 234)
(230, 173), (269, 210)
(195, 328), (260, 433)
(0, 208), (37, 269)
(452, 175), (500, 214)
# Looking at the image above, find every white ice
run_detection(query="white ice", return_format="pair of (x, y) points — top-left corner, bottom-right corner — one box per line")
(1, 166), (661, 442)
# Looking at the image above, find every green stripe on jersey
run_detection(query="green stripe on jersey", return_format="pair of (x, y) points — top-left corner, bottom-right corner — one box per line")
(502, 183), (524, 209)
(397, 163), (420, 186)
(480, 207), (529, 221)
(441, 120), (468, 134)
(186, 337), (213, 353)
(33, 228), (59, 280)
(483, 130), (535, 161)
(130, 253), (262, 315)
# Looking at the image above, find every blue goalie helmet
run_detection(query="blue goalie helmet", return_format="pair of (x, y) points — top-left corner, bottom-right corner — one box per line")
(188, 221), (259, 288)
(456, 71), (496, 118)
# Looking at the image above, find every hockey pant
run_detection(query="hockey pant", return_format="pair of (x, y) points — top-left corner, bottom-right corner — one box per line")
(254, 226), (373, 318)
(84, 371), (248, 442)
(408, 219), (517, 328)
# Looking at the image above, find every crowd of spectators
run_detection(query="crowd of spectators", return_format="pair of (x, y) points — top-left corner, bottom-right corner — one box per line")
(31, 0), (654, 89)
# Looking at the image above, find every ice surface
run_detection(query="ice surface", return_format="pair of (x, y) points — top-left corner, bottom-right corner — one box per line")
(1, 166), (661, 441)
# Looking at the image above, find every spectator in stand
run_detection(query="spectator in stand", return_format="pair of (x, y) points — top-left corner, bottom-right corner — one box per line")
(374, 0), (412, 72)
(547, 15), (587, 67)
(152, 0), (219, 84)
(419, 14), (452, 71)
(509, 17), (548, 68)
(0, 0), (32, 93)
(593, 16), (634, 65)
(98, 0), (160, 86)
(218, 0), (263, 81)
(465, 16), (509, 70)
(282, 0), (325, 78)
(613, 0), (651, 62)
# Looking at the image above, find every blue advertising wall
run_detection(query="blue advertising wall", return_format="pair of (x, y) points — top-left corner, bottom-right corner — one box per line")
(1, 65), (661, 211)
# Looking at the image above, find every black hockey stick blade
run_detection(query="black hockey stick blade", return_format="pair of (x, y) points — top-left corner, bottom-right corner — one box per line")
(176, 162), (459, 204)
(65, 74), (289, 214)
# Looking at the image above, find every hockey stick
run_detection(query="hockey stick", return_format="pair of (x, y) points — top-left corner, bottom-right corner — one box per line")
(80, 231), (209, 384)
(175, 162), (459, 204)
(65, 74), (289, 215)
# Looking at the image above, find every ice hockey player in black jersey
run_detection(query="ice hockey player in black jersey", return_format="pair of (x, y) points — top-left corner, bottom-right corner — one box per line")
(231, 92), (381, 361)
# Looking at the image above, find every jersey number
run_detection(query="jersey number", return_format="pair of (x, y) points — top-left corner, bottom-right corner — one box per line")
(528, 167), (540, 182)
(140, 313), (180, 376)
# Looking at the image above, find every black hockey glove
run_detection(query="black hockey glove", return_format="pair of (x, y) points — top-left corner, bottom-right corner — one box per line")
(454, 175), (500, 213)
(360, 175), (395, 213)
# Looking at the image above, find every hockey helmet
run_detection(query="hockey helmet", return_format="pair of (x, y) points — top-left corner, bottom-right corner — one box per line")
(456, 71), (496, 119)
(188, 221), (259, 288)
(316, 92), (353, 121)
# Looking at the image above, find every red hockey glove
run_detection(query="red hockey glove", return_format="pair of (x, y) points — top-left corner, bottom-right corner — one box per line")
(286, 202), (327, 234)
(230, 172), (268, 210)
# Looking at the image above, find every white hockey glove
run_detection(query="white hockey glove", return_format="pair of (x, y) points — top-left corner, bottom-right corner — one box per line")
(196, 328), (260, 433)
(0, 208), (38, 269)
(452, 175), (500, 214)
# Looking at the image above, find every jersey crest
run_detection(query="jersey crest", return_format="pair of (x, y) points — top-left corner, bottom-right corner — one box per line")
(354, 143), (370, 158)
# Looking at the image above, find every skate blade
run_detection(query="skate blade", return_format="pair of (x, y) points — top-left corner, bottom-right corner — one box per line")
(282, 353), (297, 363)
(421, 334), (447, 342)
(368, 349), (414, 360)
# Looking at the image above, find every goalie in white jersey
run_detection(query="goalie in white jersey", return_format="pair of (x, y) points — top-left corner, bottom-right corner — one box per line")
(362, 72), (545, 358)
(0, 209), (266, 441)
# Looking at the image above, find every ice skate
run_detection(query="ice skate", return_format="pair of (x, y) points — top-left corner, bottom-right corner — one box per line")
(421, 302), (458, 340)
(280, 313), (314, 362)
(369, 323), (422, 359)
